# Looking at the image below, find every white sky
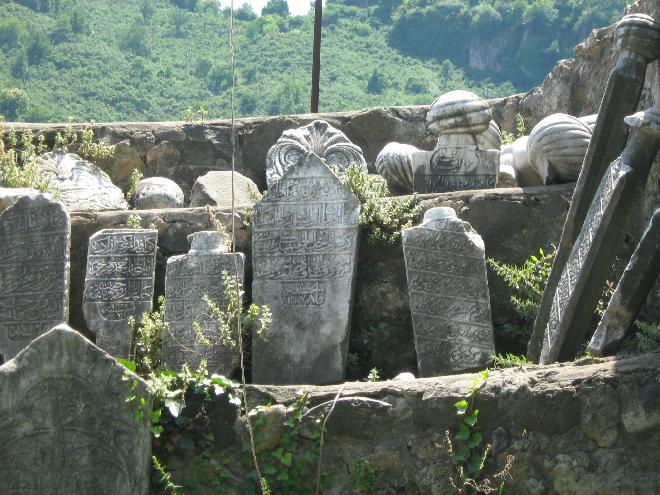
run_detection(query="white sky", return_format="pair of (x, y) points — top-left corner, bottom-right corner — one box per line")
(216, 0), (319, 17)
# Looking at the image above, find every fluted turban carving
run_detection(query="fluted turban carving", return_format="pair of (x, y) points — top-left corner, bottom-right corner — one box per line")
(375, 142), (418, 193)
(426, 90), (492, 136)
(527, 113), (593, 184)
(266, 120), (367, 187)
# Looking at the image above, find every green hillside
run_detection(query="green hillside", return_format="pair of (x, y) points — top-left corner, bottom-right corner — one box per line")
(0, 0), (629, 122)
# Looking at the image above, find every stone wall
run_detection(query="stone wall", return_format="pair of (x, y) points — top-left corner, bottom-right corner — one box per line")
(67, 184), (574, 378)
(155, 351), (660, 494)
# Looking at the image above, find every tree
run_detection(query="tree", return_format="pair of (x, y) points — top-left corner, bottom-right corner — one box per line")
(173, 9), (188, 38)
(0, 88), (29, 121)
(367, 68), (386, 94)
(270, 76), (307, 115)
(235, 3), (257, 21)
(11, 50), (28, 80)
(139, 0), (155, 22)
(50, 14), (73, 44)
(120, 23), (150, 57)
(207, 64), (231, 93)
(28, 31), (51, 65)
(0, 18), (26, 49)
(262, 0), (290, 17)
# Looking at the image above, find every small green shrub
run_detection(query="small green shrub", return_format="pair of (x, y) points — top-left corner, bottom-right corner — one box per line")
(126, 214), (143, 229)
(352, 459), (377, 494)
(0, 124), (55, 193)
(489, 353), (531, 369)
(127, 168), (143, 201)
(337, 163), (422, 245)
(501, 114), (528, 146)
(622, 320), (660, 353)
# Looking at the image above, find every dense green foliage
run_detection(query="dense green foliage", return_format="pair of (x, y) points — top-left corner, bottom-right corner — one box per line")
(0, 0), (629, 122)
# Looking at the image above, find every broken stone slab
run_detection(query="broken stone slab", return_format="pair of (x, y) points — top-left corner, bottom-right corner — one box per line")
(511, 135), (542, 187)
(162, 231), (245, 374)
(402, 207), (495, 376)
(588, 208), (660, 356)
(527, 113), (593, 184)
(529, 14), (660, 362)
(0, 187), (38, 212)
(83, 229), (158, 359)
(189, 170), (260, 209)
(0, 193), (70, 363)
(0, 324), (152, 494)
(252, 152), (360, 385)
(34, 150), (128, 211)
(132, 177), (184, 209)
(265, 120), (367, 187)
(540, 108), (660, 364)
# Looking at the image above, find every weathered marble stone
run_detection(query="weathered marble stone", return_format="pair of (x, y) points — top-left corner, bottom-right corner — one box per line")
(0, 187), (38, 212)
(34, 151), (128, 211)
(475, 120), (502, 151)
(588, 209), (660, 356)
(579, 114), (598, 131)
(83, 229), (158, 359)
(189, 170), (259, 209)
(266, 120), (367, 187)
(0, 193), (70, 363)
(529, 14), (660, 362)
(414, 142), (499, 193)
(402, 207), (495, 376)
(162, 231), (245, 374)
(375, 142), (418, 194)
(511, 136), (542, 187)
(498, 163), (517, 188)
(527, 113), (593, 184)
(540, 108), (660, 364)
(426, 91), (492, 136)
(132, 177), (184, 209)
(0, 324), (152, 495)
(252, 152), (360, 385)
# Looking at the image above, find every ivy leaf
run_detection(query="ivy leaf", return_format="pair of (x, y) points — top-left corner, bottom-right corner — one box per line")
(454, 447), (469, 462)
(467, 431), (483, 448)
(467, 454), (483, 475)
(463, 410), (478, 426)
(263, 464), (277, 475)
(455, 423), (470, 441)
(454, 400), (468, 415)
(165, 398), (184, 418)
(280, 452), (293, 466)
(117, 358), (137, 372)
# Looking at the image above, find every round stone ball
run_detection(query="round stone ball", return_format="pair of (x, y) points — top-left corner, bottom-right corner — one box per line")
(132, 177), (184, 210)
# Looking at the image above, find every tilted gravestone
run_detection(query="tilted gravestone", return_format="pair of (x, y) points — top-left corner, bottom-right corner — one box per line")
(0, 324), (152, 494)
(162, 231), (245, 374)
(588, 208), (660, 356)
(540, 108), (660, 364)
(528, 14), (660, 362)
(252, 152), (360, 385)
(0, 193), (70, 363)
(402, 207), (495, 376)
(83, 229), (158, 359)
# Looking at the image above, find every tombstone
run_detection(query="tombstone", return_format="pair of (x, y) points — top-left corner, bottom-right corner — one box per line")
(0, 193), (70, 363)
(252, 152), (360, 385)
(540, 108), (660, 364)
(588, 208), (660, 356)
(162, 231), (245, 374)
(375, 142), (418, 194)
(266, 120), (367, 187)
(83, 229), (158, 359)
(34, 151), (128, 211)
(416, 91), (500, 193)
(402, 207), (495, 376)
(0, 324), (152, 494)
(528, 14), (660, 362)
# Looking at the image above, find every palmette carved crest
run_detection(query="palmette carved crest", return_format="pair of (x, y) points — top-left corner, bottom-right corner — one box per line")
(266, 120), (367, 187)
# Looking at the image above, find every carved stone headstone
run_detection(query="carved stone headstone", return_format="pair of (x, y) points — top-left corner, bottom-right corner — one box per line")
(528, 14), (660, 362)
(416, 91), (500, 193)
(266, 120), (367, 187)
(402, 207), (495, 376)
(0, 193), (70, 363)
(0, 324), (152, 494)
(540, 108), (660, 364)
(162, 231), (245, 374)
(34, 151), (128, 211)
(588, 208), (660, 356)
(83, 229), (158, 359)
(252, 152), (360, 385)
(375, 142), (418, 194)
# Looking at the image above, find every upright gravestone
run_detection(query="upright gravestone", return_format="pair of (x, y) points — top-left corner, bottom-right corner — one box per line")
(540, 108), (660, 364)
(162, 231), (245, 374)
(0, 193), (70, 363)
(83, 229), (158, 359)
(252, 152), (360, 385)
(588, 208), (660, 356)
(402, 207), (495, 376)
(0, 324), (152, 494)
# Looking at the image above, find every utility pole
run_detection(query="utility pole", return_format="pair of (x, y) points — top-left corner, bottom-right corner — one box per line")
(311, 0), (322, 113)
